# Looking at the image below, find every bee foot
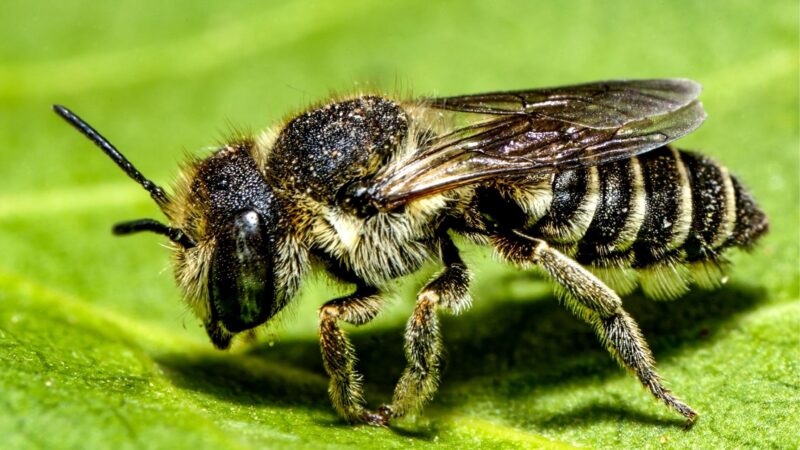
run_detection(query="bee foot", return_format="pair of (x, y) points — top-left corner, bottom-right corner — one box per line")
(359, 409), (391, 427)
(376, 405), (395, 420)
(682, 411), (699, 431)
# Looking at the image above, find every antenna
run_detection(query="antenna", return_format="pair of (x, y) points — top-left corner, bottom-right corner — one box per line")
(52, 105), (170, 209)
(53, 105), (195, 248)
(113, 219), (195, 248)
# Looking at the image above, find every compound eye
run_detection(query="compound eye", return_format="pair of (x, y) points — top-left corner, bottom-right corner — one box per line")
(208, 209), (275, 334)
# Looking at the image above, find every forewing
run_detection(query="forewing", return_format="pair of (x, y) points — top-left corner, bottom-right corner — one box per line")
(366, 80), (705, 210)
(424, 78), (702, 128)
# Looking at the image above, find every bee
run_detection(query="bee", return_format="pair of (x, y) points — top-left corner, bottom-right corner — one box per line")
(54, 79), (767, 427)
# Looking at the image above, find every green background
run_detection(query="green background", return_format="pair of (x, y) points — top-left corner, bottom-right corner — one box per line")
(1, 1), (798, 448)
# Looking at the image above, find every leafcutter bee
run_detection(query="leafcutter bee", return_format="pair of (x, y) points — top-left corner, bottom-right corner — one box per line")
(54, 79), (767, 427)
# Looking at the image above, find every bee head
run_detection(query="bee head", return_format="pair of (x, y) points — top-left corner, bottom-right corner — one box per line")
(54, 106), (290, 350)
(188, 145), (286, 349)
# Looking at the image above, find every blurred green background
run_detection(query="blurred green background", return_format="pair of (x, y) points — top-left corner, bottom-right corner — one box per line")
(1, 1), (798, 448)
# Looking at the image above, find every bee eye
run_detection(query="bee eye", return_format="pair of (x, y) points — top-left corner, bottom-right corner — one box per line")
(208, 209), (275, 334)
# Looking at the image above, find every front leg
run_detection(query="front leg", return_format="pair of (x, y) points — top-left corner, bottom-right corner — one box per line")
(381, 233), (472, 420)
(319, 284), (386, 425)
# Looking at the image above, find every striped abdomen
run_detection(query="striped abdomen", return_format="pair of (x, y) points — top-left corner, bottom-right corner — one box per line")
(518, 146), (768, 298)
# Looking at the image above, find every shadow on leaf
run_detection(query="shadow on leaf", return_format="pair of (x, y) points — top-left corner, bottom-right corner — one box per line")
(155, 279), (764, 432)
(533, 402), (688, 429)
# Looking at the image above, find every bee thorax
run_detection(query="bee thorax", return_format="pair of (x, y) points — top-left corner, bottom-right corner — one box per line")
(311, 201), (445, 286)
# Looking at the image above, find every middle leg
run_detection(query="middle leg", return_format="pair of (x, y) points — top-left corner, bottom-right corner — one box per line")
(379, 233), (472, 421)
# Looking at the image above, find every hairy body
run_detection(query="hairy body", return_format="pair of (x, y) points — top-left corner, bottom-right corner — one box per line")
(54, 79), (767, 427)
(169, 95), (765, 425)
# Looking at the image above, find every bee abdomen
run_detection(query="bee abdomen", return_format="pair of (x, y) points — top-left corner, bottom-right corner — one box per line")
(530, 166), (599, 242)
(727, 175), (769, 248)
(630, 147), (694, 267)
(574, 157), (645, 262)
(529, 146), (767, 297)
(677, 150), (768, 259)
(490, 145), (766, 297)
(571, 147), (766, 266)
(680, 151), (738, 261)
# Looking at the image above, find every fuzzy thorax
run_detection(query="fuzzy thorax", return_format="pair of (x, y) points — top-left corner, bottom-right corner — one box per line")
(306, 192), (455, 287)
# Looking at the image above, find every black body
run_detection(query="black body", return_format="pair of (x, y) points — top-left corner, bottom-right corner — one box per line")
(53, 79), (768, 427)
(268, 96), (408, 202)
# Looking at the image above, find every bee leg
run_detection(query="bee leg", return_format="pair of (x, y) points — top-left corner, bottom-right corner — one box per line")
(379, 234), (472, 421)
(319, 285), (386, 426)
(505, 231), (698, 426)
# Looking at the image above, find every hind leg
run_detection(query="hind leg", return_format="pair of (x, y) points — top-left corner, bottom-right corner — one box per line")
(497, 230), (698, 425)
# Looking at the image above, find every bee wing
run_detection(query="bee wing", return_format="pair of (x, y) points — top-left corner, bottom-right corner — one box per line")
(368, 79), (706, 210)
(424, 78), (702, 128)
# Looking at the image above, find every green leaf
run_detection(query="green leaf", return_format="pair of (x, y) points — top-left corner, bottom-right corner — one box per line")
(1, 0), (797, 448)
